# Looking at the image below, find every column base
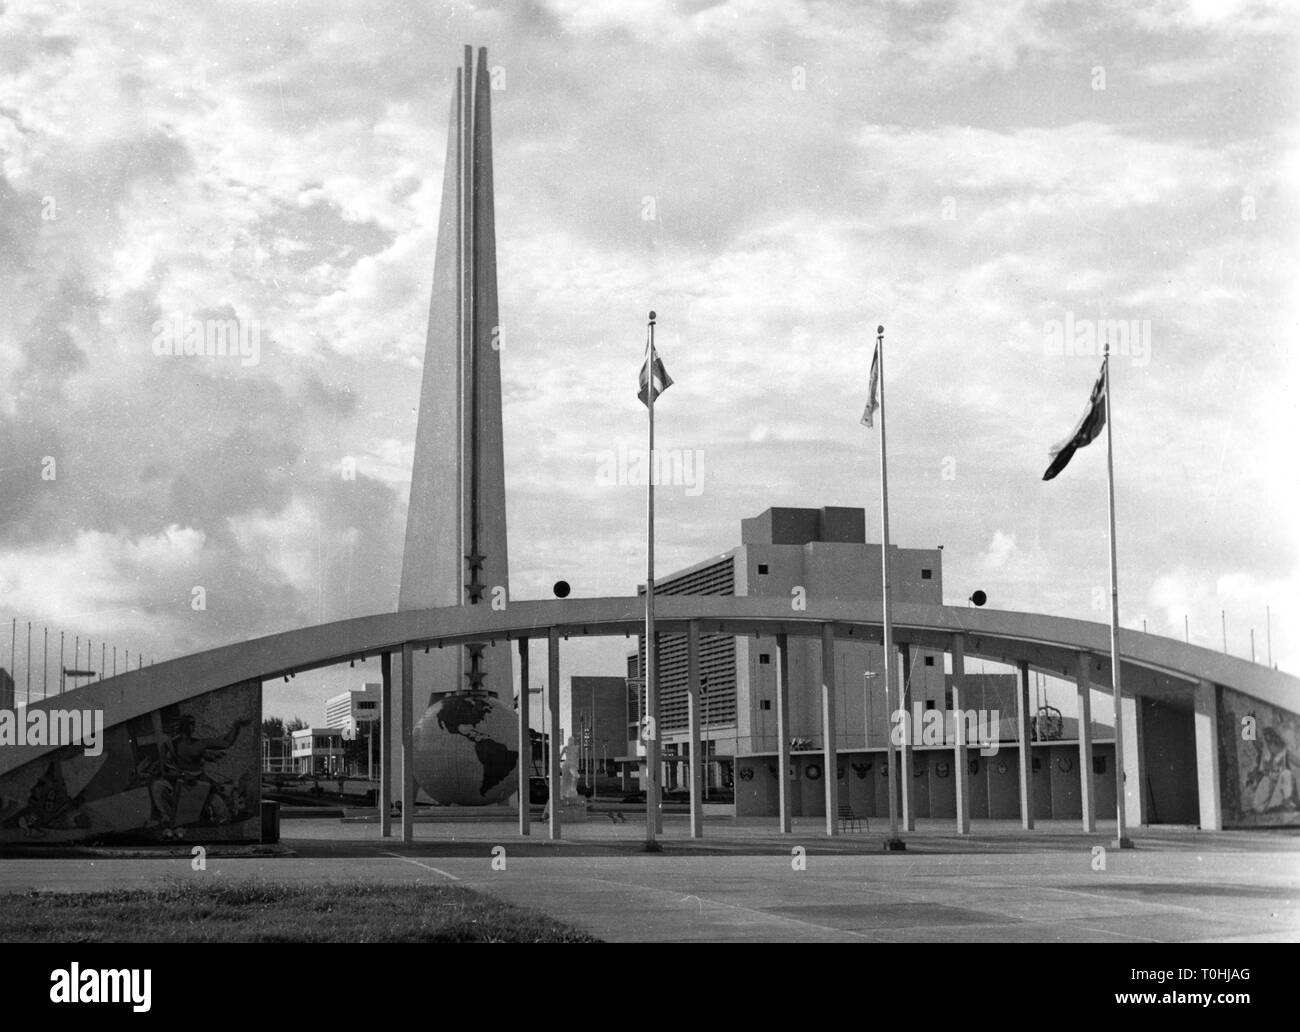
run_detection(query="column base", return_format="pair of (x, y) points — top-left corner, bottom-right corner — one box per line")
(883, 838), (907, 851)
(1111, 837), (1135, 849)
(643, 839), (663, 853)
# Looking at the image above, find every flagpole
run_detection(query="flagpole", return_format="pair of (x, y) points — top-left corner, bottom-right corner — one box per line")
(644, 310), (662, 851)
(876, 325), (904, 851)
(1103, 341), (1134, 849)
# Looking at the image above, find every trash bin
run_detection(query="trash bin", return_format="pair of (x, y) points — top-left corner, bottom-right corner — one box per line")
(260, 799), (280, 844)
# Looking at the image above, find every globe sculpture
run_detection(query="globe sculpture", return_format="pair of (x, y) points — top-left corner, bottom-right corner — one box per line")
(411, 693), (519, 805)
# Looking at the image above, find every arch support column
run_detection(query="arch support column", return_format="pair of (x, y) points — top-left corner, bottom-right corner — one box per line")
(1076, 652), (1097, 832)
(951, 634), (970, 835)
(548, 627), (561, 841)
(401, 642), (415, 845)
(1119, 690), (1146, 829)
(1017, 659), (1034, 830)
(821, 624), (839, 837)
(687, 621), (704, 839)
(776, 634), (792, 834)
(1193, 679), (1222, 831)
(899, 643), (915, 831)
(518, 638), (530, 836)
(380, 651), (393, 839)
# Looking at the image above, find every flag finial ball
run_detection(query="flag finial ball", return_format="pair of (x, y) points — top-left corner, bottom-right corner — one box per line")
(649, 310), (656, 321)
(877, 325), (885, 335)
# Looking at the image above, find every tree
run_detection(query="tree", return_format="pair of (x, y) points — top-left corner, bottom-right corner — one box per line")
(285, 716), (308, 732)
(261, 716), (286, 740)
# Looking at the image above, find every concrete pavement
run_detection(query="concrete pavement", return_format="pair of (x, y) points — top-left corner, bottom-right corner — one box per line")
(1, 817), (1297, 942)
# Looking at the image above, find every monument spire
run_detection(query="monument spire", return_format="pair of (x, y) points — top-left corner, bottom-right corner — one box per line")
(399, 46), (509, 706)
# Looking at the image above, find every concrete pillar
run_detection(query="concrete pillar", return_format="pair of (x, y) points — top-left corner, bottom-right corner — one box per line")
(1193, 679), (1222, 831)
(380, 651), (393, 839)
(647, 631), (663, 836)
(548, 627), (561, 841)
(1120, 691), (1146, 828)
(776, 633), (792, 833)
(1076, 651), (1097, 832)
(899, 643), (915, 831)
(517, 638), (530, 836)
(884, 642), (900, 841)
(686, 621), (704, 838)
(1017, 659), (1033, 830)
(821, 624), (839, 836)
(401, 642), (415, 844)
(951, 634), (970, 835)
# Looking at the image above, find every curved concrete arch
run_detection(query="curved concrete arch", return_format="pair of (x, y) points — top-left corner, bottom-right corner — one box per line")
(4, 596), (1296, 776)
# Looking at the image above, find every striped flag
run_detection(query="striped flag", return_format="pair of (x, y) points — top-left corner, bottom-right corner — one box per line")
(860, 339), (880, 427)
(638, 348), (673, 407)
(1043, 360), (1106, 481)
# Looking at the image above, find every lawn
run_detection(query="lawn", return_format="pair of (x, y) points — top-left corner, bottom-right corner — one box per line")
(0, 880), (599, 942)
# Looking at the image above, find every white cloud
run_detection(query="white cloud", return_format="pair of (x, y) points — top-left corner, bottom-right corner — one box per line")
(981, 530), (1018, 571)
(0, 0), (1295, 699)
(0, 525), (206, 642)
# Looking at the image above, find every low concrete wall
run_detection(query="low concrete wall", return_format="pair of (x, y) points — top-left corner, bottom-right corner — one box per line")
(733, 743), (1120, 823)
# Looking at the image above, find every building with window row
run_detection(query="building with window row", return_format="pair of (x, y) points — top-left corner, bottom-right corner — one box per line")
(290, 727), (345, 775)
(619, 505), (949, 796)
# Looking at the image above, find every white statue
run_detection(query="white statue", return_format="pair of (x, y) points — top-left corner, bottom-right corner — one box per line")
(560, 736), (581, 803)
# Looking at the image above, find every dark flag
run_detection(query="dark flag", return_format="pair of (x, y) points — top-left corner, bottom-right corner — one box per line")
(638, 349), (673, 407)
(860, 339), (880, 428)
(1043, 361), (1106, 480)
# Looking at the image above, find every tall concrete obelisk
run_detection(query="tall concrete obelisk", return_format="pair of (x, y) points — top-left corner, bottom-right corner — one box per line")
(396, 46), (511, 800)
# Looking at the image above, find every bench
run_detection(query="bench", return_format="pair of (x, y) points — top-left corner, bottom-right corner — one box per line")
(838, 804), (865, 833)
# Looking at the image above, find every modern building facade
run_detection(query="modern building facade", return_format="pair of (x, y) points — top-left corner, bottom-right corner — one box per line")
(324, 683), (381, 779)
(325, 683), (380, 733)
(616, 505), (1143, 825)
(629, 506), (949, 797)
(290, 727), (345, 776)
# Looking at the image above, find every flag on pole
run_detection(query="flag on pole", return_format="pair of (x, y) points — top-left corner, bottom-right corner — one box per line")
(1042, 360), (1106, 481)
(638, 347), (673, 407)
(860, 339), (880, 427)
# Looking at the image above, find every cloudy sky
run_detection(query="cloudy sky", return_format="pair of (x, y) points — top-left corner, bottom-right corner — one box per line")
(1, 0), (1296, 724)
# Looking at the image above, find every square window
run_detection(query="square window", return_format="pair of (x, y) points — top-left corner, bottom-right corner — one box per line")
(921, 568), (933, 580)
(925, 699), (936, 710)
(760, 700), (772, 711)
(924, 656), (935, 666)
(759, 653), (771, 665)
(757, 563), (769, 575)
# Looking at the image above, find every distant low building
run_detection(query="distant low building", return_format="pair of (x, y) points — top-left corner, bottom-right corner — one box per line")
(291, 728), (345, 775)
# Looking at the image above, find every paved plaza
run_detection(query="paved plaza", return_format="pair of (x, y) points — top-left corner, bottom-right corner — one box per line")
(2, 816), (1297, 943)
